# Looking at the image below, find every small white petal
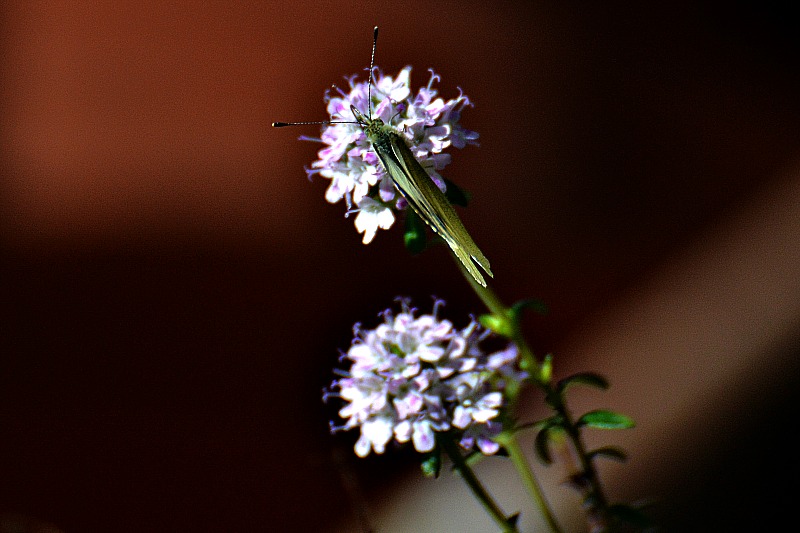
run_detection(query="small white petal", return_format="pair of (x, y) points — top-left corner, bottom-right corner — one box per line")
(375, 207), (395, 229)
(418, 345), (445, 363)
(394, 420), (412, 443)
(355, 435), (371, 457)
(354, 212), (378, 244)
(452, 405), (471, 429)
(362, 417), (393, 454)
(471, 408), (499, 424)
(353, 198), (395, 244)
(479, 392), (503, 410)
(412, 420), (435, 453)
(477, 437), (501, 456)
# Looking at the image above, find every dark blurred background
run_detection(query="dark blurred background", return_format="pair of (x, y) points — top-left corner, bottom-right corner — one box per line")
(2, 1), (799, 531)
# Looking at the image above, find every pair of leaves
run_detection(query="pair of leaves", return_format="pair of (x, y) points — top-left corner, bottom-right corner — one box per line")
(534, 410), (635, 465)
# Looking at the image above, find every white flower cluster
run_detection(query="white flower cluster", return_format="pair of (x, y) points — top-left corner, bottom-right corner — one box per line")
(304, 67), (478, 244)
(326, 300), (524, 458)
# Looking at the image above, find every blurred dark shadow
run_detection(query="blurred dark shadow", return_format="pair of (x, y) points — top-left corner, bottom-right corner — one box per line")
(2, 1), (799, 531)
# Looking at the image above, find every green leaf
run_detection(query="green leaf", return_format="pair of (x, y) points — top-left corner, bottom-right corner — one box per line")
(534, 425), (554, 464)
(403, 209), (427, 254)
(609, 503), (651, 527)
(421, 451), (442, 478)
(577, 410), (635, 430)
(479, 313), (514, 338)
(587, 446), (628, 463)
(509, 298), (549, 318)
(514, 417), (553, 432)
(557, 372), (609, 393)
(443, 178), (470, 207)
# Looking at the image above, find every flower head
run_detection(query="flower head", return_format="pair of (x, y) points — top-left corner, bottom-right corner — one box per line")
(305, 67), (479, 243)
(325, 299), (525, 458)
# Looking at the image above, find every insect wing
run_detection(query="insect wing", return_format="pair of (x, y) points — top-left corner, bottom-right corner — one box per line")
(380, 131), (493, 287)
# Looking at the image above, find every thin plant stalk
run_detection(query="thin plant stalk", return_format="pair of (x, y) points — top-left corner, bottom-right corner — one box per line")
(452, 254), (612, 529)
(496, 431), (562, 533)
(545, 389), (611, 530)
(440, 434), (519, 533)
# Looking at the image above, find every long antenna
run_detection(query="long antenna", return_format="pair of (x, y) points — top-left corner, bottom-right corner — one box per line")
(272, 26), (379, 129)
(272, 120), (354, 128)
(368, 26), (378, 119)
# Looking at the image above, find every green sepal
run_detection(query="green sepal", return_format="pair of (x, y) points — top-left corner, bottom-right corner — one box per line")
(479, 313), (514, 338)
(387, 343), (405, 357)
(587, 446), (628, 463)
(609, 503), (652, 527)
(556, 372), (609, 394)
(421, 450), (442, 478)
(403, 209), (427, 254)
(443, 178), (470, 207)
(576, 409), (635, 430)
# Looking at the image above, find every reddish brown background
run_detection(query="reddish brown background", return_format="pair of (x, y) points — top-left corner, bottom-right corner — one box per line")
(2, 1), (799, 531)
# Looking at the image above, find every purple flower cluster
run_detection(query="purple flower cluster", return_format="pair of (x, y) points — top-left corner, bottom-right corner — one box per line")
(326, 300), (524, 458)
(304, 67), (479, 244)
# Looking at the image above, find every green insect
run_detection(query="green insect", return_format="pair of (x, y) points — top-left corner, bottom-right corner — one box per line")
(274, 27), (492, 287)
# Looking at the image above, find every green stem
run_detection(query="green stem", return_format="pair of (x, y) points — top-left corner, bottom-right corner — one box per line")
(452, 256), (540, 378)
(496, 432), (562, 533)
(456, 257), (508, 319)
(545, 388), (611, 529)
(440, 435), (518, 532)
(453, 257), (540, 373)
(452, 252), (612, 530)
